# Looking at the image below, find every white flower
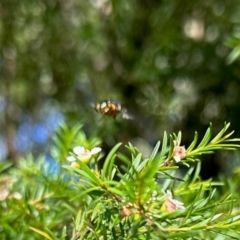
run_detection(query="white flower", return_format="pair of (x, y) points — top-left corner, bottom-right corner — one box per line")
(73, 146), (89, 155)
(67, 146), (102, 165)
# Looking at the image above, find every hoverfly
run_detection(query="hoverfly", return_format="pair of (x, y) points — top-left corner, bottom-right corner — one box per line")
(95, 100), (133, 119)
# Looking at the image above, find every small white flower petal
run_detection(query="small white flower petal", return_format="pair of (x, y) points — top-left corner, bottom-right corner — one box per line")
(91, 147), (102, 155)
(166, 190), (173, 198)
(13, 192), (22, 199)
(73, 146), (86, 155)
(152, 190), (157, 197)
(67, 156), (76, 162)
(173, 155), (181, 163)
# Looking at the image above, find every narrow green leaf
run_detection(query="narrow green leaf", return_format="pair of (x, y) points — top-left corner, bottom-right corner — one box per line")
(132, 153), (143, 170)
(29, 227), (53, 240)
(158, 166), (179, 171)
(91, 202), (103, 221)
(140, 157), (162, 180)
(187, 150), (215, 157)
(216, 130), (235, 143)
(210, 122), (230, 144)
(160, 131), (168, 160)
(107, 187), (124, 197)
(71, 186), (102, 201)
(187, 131), (198, 152)
(117, 152), (131, 168)
(214, 144), (240, 148)
(193, 198), (209, 210)
(60, 226), (67, 240)
(183, 215), (203, 225)
(102, 180), (119, 186)
(0, 162), (12, 172)
(63, 164), (101, 186)
(177, 131), (182, 143)
(111, 167), (117, 180)
(225, 138), (240, 142)
(197, 123), (212, 148)
(181, 184), (203, 225)
(181, 162), (190, 167)
(191, 162), (201, 184)
(177, 167), (194, 189)
(112, 226), (117, 239)
(149, 141), (161, 160)
(125, 142), (136, 155)
(137, 158), (150, 172)
(184, 157), (199, 163)
(75, 209), (86, 230)
(209, 188), (217, 199)
(161, 171), (184, 182)
(102, 143), (122, 180)
(167, 135), (174, 160)
(209, 212), (223, 223)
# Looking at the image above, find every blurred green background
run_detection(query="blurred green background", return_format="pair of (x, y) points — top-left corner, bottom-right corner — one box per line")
(1, 0), (240, 177)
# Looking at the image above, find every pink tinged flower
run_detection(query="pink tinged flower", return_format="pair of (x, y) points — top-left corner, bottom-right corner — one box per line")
(161, 190), (185, 213)
(0, 176), (16, 201)
(173, 140), (187, 163)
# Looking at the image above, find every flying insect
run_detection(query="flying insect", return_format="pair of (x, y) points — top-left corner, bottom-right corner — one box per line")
(95, 100), (133, 119)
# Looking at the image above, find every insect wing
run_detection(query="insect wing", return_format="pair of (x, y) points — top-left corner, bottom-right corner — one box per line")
(121, 108), (134, 120)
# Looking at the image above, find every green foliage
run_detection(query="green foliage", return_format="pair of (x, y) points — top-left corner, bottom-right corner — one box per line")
(1, 122), (240, 239)
(2, 1), (240, 238)
(2, 0), (240, 165)
(51, 122), (102, 164)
